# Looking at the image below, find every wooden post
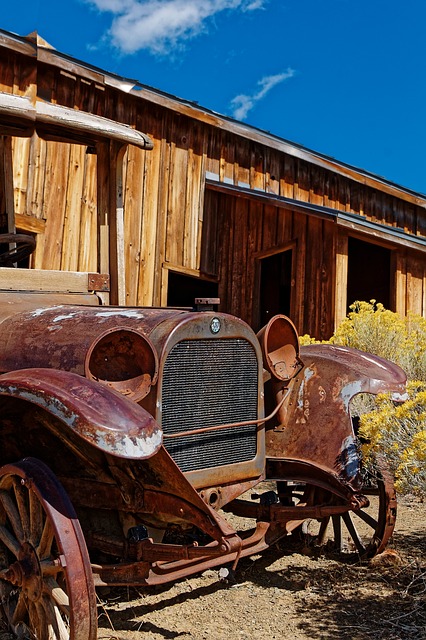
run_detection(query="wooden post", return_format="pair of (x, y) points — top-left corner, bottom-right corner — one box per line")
(96, 140), (127, 305)
(394, 252), (407, 317)
(334, 232), (348, 331)
(2, 136), (15, 233)
(115, 144), (127, 306)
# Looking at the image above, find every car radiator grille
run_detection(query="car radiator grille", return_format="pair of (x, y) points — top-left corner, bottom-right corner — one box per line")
(161, 338), (259, 472)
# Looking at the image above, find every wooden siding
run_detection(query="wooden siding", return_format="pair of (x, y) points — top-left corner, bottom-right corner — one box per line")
(203, 190), (336, 337)
(0, 32), (425, 337)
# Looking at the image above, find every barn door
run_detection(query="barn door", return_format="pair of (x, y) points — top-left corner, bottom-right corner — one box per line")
(258, 248), (293, 330)
(347, 237), (393, 310)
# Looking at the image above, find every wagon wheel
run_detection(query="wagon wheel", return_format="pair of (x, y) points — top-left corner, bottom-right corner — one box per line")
(0, 233), (36, 267)
(281, 457), (397, 558)
(0, 457), (97, 639)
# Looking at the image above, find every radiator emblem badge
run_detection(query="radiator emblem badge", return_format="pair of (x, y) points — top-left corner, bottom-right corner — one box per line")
(210, 317), (221, 334)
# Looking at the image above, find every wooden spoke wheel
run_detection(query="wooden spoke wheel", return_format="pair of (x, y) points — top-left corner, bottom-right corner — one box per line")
(0, 458), (97, 639)
(280, 458), (397, 558)
(0, 233), (36, 267)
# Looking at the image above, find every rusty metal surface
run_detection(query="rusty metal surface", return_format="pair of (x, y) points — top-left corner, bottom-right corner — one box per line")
(87, 272), (110, 292)
(0, 301), (182, 375)
(0, 297), (408, 612)
(264, 343), (407, 490)
(149, 310), (264, 487)
(366, 455), (398, 555)
(0, 368), (162, 459)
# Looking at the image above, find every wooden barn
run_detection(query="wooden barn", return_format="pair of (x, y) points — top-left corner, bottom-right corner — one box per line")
(0, 28), (425, 339)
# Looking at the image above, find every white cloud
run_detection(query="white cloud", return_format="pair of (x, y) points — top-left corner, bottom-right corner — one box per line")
(86, 0), (267, 55)
(230, 69), (295, 120)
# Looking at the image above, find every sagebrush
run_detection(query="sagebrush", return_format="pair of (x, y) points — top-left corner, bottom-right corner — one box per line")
(301, 301), (426, 496)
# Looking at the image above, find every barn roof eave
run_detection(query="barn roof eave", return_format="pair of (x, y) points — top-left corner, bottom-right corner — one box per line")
(0, 28), (424, 206)
(0, 91), (153, 150)
(38, 41), (426, 207)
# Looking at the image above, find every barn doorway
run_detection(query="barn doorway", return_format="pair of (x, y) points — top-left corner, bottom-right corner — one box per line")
(347, 237), (392, 310)
(167, 270), (219, 308)
(258, 248), (293, 329)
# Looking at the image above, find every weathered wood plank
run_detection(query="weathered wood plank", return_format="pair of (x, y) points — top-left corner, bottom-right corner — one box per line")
(250, 145), (265, 191)
(39, 141), (70, 269)
(235, 138), (250, 188)
(395, 252), (407, 317)
(406, 254), (424, 315)
(138, 112), (162, 305)
(15, 213), (45, 234)
(320, 220), (335, 338)
(184, 122), (204, 270)
(123, 144), (145, 305)
(305, 215), (323, 336)
(200, 189), (218, 277)
(0, 267), (99, 292)
(291, 211), (307, 333)
(165, 116), (188, 266)
(265, 148), (280, 196)
(220, 132), (235, 185)
(61, 144), (85, 271)
(154, 112), (172, 305)
(310, 167), (325, 206)
(334, 232), (348, 331)
(247, 199), (263, 325)
(11, 136), (29, 216)
(2, 137), (15, 232)
(231, 197), (249, 320)
(261, 203), (278, 252)
(78, 152), (97, 272)
(26, 135), (47, 220)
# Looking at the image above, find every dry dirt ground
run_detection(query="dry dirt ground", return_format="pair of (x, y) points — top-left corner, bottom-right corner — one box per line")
(96, 495), (425, 640)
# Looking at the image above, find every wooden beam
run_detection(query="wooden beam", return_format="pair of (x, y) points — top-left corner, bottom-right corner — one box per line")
(14, 213), (46, 234)
(334, 232), (348, 331)
(0, 268), (109, 293)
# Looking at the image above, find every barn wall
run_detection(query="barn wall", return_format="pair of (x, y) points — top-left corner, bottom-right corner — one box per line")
(0, 34), (425, 334)
(203, 190), (336, 338)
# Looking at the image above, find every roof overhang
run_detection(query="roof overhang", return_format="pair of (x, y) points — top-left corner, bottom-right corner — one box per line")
(0, 91), (153, 150)
(206, 178), (426, 253)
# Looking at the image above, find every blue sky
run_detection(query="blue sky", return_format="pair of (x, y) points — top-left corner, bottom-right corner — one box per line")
(3, 0), (426, 195)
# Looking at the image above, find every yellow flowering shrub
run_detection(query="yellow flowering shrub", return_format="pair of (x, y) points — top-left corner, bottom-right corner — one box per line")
(359, 382), (426, 496)
(331, 301), (426, 381)
(301, 300), (426, 496)
(299, 334), (323, 345)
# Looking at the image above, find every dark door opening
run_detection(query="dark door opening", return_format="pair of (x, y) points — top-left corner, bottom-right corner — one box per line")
(167, 271), (218, 308)
(347, 237), (392, 310)
(259, 249), (293, 329)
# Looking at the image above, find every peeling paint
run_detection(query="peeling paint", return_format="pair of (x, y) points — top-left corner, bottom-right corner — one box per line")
(391, 391), (409, 403)
(52, 313), (78, 322)
(95, 310), (145, 319)
(339, 435), (360, 481)
(93, 428), (162, 459)
(0, 385), (79, 427)
(340, 379), (363, 411)
(31, 306), (64, 317)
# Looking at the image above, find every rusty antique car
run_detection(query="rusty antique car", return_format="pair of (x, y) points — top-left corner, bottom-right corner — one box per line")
(0, 92), (407, 640)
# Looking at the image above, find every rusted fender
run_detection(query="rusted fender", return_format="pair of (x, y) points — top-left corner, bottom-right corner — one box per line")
(300, 344), (408, 402)
(0, 368), (162, 459)
(266, 344), (407, 488)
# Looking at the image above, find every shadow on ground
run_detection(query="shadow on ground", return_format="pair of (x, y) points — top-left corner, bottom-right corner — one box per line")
(98, 523), (425, 640)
